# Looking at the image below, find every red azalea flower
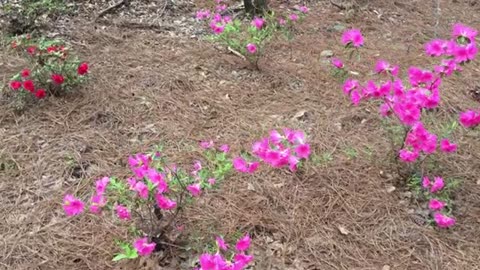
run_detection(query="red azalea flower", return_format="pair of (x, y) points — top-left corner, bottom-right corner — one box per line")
(10, 81), (22, 90)
(11, 41), (17, 49)
(77, 62), (89, 75)
(23, 80), (35, 92)
(26, 46), (36, 55)
(21, 69), (30, 78)
(47, 46), (57, 53)
(35, 89), (46, 99)
(51, 74), (64, 85)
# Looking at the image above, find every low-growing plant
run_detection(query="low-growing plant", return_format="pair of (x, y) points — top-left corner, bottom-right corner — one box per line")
(196, 1), (308, 69)
(2, 0), (72, 34)
(331, 24), (478, 228)
(5, 34), (89, 109)
(63, 128), (310, 267)
(63, 144), (234, 262)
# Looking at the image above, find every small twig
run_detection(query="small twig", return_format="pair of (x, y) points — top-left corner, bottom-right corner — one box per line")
(227, 46), (246, 60)
(95, 0), (127, 21)
(330, 0), (346, 10)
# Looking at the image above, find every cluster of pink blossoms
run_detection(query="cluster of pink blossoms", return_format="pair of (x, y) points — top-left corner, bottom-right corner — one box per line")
(196, 1), (308, 55)
(422, 176), (456, 228)
(335, 23), (478, 229)
(233, 128), (311, 173)
(197, 234), (253, 270)
(337, 24), (477, 165)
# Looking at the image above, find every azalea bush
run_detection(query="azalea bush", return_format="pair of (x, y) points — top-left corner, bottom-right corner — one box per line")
(196, 0), (308, 69)
(331, 24), (478, 228)
(63, 144), (233, 262)
(62, 128), (310, 265)
(2, 0), (72, 34)
(6, 34), (89, 108)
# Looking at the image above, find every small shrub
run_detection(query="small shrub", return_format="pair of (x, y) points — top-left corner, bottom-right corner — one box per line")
(196, 1), (308, 69)
(5, 34), (89, 109)
(2, 0), (72, 34)
(331, 23), (478, 228)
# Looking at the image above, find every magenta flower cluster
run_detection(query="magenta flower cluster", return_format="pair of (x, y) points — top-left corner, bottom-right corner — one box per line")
(334, 23), (478, 228)
(233, 128), (311, 173)
(197, 234), (253, 270)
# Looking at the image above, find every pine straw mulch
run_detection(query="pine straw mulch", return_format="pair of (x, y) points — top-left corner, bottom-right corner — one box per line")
(1, 0), (480, 269)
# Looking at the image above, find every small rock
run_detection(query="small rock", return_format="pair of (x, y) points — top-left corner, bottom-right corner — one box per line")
(386, 186), (396, 193)
(477, 179), (480, 185)
(337, 225), (350, 235)
(247, 183), (255, 191)
(407, 209), (415, 214)
(320, 50), (334, 57)
(332, 24), (346, 32)
(401, 191), (412, 198)
(293, 110), (307, 121)
(382, 265), (391, 270)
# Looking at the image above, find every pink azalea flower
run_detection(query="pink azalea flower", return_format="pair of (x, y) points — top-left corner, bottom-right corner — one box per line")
(134, 181), (149, 199)
(399, 149), (419, 163)
(210, 21), (225, 34)
(147, 168), (167, 190)
(374, 60), (399, 77)
(350, 90), (361, 106)
(155, 193), (177, 210)
(331, 57), (344, 69)
(421, 133), (437, 154)
(187, 183), (202, 197)
(216, 236), (229, 251)
(298, 5), (309, 13)
(295, 144), (311, 159)
(278, 18), (286, 26)
(429, 199), (446, 210)
(341, 29), (364, 47)
(63, 194), (84, 216)
(90, 194), (106, 214)
(289, 13), (299, 21)
(215, 4), (227, 12)
(115, 205), (131, 220)
(342, 79), (359, 95)
(459, 110), (480, 128)
(95, 177), (110, 195)
(422, 176), (431, 189)
(453, 43), (478, 63)
(440, 139), (457, 153)
(196, 9), (211, 20)
(269, 130), (283, 145)
(408, 67), (434, 87)
(246, 43), (257, 54)
(425, 39), (447, 56)
(219, 144), (230, 153)
(394, 102), (421, 126)
(233, 254), (254, 268)
(200, 140), (214, 149)
(133, 237), (156, 256)
(433, 212), (456, 228)
(233, 157), (259, 173)
(127, 177), (137, 189)
(430, 177), (445, 193)
(208, 178), (216, 185)
(200, 253), (228, 269)
(251, 17), (265, 30)
(235, 233), (251, 251)
(452, 23), (477, 42)
(288, 155), (300, 172)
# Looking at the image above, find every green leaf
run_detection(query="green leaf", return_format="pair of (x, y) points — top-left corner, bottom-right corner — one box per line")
(112, 254), (129, 262)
